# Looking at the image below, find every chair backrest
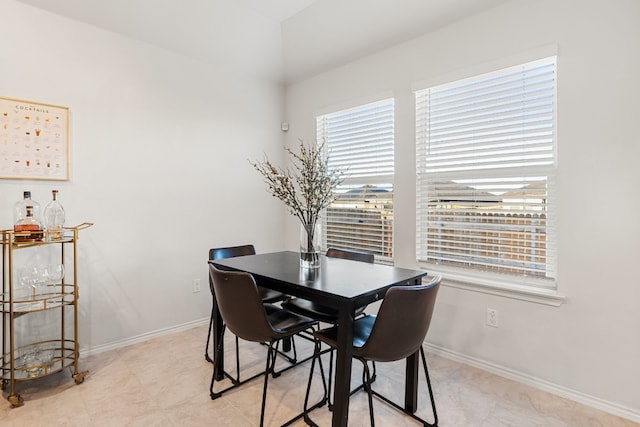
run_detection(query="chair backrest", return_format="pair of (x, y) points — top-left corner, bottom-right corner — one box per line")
(326, 247), (374, 264)
(354, 275), (441, 363)
(208, 245), (256, 293)
(209, 244), (256, 261)
(208, 265), (276, 343)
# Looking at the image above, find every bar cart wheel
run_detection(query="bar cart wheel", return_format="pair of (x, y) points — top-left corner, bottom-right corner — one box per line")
(73, 370), (88, 385)
(8, 393), (24, 407)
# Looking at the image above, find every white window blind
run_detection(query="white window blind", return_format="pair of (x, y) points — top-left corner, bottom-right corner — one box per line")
(416, 57), (557, 287)
(317, 99), (394, 261)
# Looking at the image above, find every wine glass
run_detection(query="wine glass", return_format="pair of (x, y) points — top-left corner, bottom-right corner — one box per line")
(18, 266), (43, 291)
(43, 264), (64, 286)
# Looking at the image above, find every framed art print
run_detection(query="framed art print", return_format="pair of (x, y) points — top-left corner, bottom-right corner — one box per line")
(0, 96), (70, 180)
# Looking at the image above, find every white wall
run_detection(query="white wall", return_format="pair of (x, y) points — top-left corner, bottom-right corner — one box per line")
(3, 0), (639, 420)
(285, 0), (640, 420)
(0, 0), (287, 350)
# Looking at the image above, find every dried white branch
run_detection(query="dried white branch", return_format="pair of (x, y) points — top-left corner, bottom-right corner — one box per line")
(249, 139), (344, 227)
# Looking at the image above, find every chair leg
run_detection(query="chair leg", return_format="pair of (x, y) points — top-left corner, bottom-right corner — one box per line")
(327, 348), (334, 410)
(362, 360), (376, 427)
(327, 347), (376, 411)
(420, 346), (438, 426)
(259, 341), (278, 427)
(302, 339), (328, 425)
(205, 305), (215, 362)
(210, 329), (280, 402)
(272, 335), (298, 377)
(281, 337), (327, 427)
(234, 335), (240, 383)
(362, 347), (438, 426)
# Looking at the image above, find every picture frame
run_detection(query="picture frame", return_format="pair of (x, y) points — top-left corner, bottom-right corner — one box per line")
(0, 96), (70, 181)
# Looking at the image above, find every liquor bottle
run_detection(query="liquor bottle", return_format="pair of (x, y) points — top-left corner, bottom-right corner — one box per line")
(14, 205), (44, 242)
(43, 189), (65, 241)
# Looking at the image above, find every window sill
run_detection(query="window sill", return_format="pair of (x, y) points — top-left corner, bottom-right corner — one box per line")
(423, 267), (566, 307)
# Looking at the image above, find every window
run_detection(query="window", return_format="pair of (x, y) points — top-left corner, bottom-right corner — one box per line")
(316, 99), (394, 262)
(415, 57), (557, 289)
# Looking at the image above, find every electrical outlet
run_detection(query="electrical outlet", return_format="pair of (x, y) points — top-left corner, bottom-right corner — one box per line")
(486, 308), (499, 328)
(193, 279), (201, 293)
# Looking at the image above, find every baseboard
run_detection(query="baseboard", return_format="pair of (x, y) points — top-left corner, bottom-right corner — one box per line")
(80, 317), (209, 356)
(424, 342), (640, 424)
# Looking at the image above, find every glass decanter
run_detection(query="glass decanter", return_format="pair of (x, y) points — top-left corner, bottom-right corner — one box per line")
(43, 189), (66, 241)
(14, 205), (44, 242)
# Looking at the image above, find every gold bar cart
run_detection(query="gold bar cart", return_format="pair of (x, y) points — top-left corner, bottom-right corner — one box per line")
(1, 223), (93, 407)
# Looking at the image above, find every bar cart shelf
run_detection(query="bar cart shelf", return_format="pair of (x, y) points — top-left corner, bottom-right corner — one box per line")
(1, 223), (93, 407)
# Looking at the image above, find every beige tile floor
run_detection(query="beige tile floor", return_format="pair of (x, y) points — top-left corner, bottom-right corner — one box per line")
(0, 324), (637, 427)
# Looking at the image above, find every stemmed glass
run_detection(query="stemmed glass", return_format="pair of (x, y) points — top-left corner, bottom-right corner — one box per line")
(18, 266), (41, 298)
(17, 264), (64, 297)
(43, 264), (65, 287)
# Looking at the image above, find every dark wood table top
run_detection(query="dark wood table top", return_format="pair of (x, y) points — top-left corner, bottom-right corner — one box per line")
(210, 250), (428, 310)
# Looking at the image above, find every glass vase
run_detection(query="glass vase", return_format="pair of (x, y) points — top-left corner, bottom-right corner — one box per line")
(300, 222), (321, 269)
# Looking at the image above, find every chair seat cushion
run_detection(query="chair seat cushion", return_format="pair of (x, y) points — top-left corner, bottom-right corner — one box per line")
(264, 304), (316, 337)
(313, 315), (376, 350)
(258, 286), (287, 303)
(282, 298), (366, 324)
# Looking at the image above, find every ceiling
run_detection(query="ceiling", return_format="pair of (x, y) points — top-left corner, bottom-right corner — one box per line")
(16, 0), (508, 84)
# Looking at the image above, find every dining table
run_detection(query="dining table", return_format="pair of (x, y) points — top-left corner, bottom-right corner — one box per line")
(209, 250), (428, 427)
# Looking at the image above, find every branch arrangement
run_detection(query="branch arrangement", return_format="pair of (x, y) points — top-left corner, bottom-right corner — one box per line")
(250, 140), (344, 228)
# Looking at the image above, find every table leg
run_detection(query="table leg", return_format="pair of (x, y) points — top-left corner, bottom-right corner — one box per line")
(404, 351), (419, 412)
(332, 308), (354, 427)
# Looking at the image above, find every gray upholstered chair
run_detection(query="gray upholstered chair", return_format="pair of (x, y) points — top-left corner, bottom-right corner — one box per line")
(303, 275), (441, 426)
(209, 265), (318, 426)
(205, 245), (289, 377)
